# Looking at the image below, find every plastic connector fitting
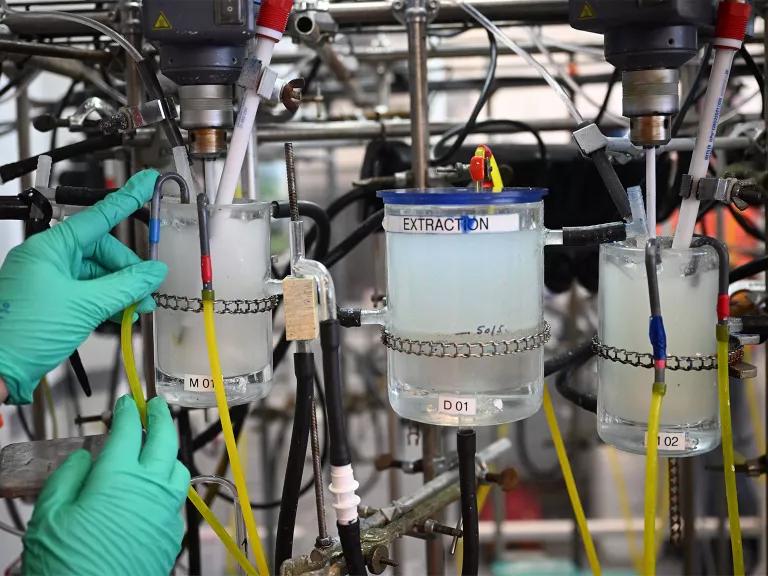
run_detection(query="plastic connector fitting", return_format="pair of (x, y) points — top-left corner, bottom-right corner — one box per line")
(329, 464), (362, 525)
(714, 0), (751, 50)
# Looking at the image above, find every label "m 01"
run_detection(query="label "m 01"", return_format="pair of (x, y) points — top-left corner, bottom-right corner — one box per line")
(184, 374), (216, 393)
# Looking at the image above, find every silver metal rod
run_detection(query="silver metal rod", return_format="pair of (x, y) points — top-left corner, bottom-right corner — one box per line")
(310, 397), (329, 544)
(406, 0), (431, 189)
(327, 0), (570, 27)
(478, 517), (764, 542)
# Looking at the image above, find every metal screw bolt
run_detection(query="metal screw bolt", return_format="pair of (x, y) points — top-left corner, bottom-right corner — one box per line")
(483, 468), (519, 492)
(422, 518), (463, 538)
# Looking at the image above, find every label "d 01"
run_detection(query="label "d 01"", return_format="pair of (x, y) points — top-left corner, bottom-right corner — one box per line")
(438, 395), (477, 416)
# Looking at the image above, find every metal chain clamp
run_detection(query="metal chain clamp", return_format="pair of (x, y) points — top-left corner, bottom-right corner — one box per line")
(382, 322), (551, 359)
(592, 336), (743, 371)
(153, 292), (280, 315)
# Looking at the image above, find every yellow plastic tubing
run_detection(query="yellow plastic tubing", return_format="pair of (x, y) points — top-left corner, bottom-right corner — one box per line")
(202, 298), (270, 576)
(120, 305), (258, 576)
(717, 324), (744, 575)
(642, 382), (665, 576)
(542, 385), (602, 575)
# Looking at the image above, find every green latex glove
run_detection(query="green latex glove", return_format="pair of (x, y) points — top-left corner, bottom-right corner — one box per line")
(22, 395), (190, 576)
(0, 169), (167, 404)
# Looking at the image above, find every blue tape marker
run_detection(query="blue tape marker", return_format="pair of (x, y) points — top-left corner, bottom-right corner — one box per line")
(648, 315), (667, 360)
(149, 219), (160, 245)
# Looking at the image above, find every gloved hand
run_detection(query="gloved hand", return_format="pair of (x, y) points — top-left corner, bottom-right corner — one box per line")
(22, 395), (190, 576)
(0, 169), (167, 404)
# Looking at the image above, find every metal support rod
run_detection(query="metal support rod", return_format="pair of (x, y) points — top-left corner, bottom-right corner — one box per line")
(310, 396), (330, 545)
(405, 0), (431, 189)
(422, 425), (444, 575)
(16, 89), (32, 192)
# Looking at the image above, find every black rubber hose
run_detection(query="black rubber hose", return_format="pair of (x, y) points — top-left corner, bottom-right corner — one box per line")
(338, 521), (367, 576)
(0, 196), (30, 220)
(457, 429), (479, 576)
(729, 255), (768, 284)
(544, 337), (595, 378)
(0, 134), (122, 183)
(55, 186), (116, 206)
(274, 352), (315, 571)
(691, 236), (729, 295)
(324, 209), (384, 269)
(554, 366), (597, 414)
(273, 201), (331, 260)
(672, 43), (713, 137)
(589, 147), (632, 222)
(320, 319), (350, 467)
(561, 222), (626, 246)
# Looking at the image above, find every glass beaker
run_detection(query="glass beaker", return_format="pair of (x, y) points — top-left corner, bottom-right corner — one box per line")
(154, 198), (274, 407)
(373, 188), (548, 427)
(597, 238), (720, 456)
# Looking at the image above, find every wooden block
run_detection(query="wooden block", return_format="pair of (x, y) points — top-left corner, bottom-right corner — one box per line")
(0, 435), (107, 498)
(283, 276), (319, 341)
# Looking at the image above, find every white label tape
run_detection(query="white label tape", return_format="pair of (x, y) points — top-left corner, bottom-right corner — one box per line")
(643, 431), (687, 450)
(384, 214), (520, 234)
(438, 395), (477, 416)
(184, 374), (216, 393)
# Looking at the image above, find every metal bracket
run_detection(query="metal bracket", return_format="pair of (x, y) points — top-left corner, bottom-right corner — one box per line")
(679, 174), (749, 209)
(392, 0), (440, 25)
(237, 58), (280, 100)
(572, 123), (608, 156)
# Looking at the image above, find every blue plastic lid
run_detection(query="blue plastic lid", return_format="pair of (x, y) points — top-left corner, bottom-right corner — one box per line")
(377, 188), (547, 205)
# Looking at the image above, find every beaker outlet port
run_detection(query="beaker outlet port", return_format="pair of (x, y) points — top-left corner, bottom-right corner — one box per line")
(388, 379), (543, 427)
(156, 365), (273, 408)
(597, 412), (720, 457)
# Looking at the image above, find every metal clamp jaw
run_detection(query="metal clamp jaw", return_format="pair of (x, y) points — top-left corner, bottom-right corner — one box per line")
(572, 122), (609, 157)
(679, 174), (751, 210)
(100, 98), (177, 134)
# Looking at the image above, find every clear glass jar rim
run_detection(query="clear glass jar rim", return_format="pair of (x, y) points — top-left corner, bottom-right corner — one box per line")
(602, 237), (715, 257)
(160, 197), (272, 212)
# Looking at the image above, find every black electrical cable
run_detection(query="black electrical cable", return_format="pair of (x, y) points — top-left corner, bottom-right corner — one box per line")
(16, 406), (33, 441)
(672, 43), (713, 137)
(457, 429), (479, 576)
(729, 255), (768, 283)
(0, 134), (122, 183)
(728, 204), (766, 242)
(274, 351), (315, 571)
(324, 209), (384, 268)
(272, 201), (331, 260)
(594, 67), (620, 126)
(433, 119), (548, 168)
(432, 30), (498, 166)
(738, 46), (765, 116)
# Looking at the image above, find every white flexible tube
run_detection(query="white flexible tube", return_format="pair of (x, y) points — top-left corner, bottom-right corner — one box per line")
(645, 148), (656, 238)
(214, 40), (276, 206)
(672, 47), (736, 248)
(0, 0), (143, 63)
(457, 1), (584, 124)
